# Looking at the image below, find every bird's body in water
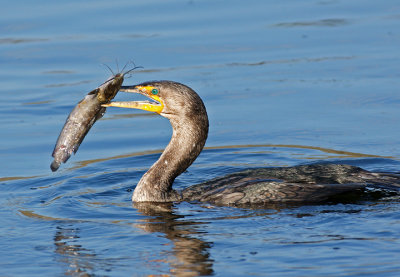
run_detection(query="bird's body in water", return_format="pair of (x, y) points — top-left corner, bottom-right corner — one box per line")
(102, 80), (400, 205)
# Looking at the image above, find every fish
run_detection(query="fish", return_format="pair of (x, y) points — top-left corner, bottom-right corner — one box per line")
(50, 70), (132, 172)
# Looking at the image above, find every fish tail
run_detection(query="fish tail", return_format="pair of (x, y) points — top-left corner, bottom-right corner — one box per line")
(50, 160), (60, 172)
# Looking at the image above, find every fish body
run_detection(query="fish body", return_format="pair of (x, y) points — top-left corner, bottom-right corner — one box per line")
(51, 73), (124, 171)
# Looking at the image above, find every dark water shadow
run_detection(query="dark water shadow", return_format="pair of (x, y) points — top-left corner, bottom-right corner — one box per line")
(43, 80), (92, 88)
(271, 18), (350, 28)
(128, 55), (355, 75)
(0, 37), (49, 44)
(1, 143), (396, 182)
(69, 143), (397, 173)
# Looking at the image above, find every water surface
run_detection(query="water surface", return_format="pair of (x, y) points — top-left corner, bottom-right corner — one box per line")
(1, 0), (400, 276)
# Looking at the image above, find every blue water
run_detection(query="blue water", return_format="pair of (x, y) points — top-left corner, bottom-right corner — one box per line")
(1, 0), (400, 276)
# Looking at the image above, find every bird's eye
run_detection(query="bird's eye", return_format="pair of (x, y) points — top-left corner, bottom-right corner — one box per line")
(151, 89), (159, 95)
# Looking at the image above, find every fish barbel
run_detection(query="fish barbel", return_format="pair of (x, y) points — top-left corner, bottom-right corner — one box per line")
(51, 73), (124, 171)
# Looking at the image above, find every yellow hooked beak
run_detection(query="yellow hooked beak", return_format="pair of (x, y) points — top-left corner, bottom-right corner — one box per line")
(102, 85), (164, 114)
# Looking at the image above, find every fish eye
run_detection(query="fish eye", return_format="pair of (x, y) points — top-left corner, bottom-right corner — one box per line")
(151, 88), (159, 95)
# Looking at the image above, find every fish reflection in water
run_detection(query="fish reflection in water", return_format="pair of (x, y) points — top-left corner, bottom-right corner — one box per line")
(51, 204), (214, 276)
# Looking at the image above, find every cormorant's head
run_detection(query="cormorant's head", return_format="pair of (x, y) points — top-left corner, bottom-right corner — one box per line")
(103, 80), (207, 121)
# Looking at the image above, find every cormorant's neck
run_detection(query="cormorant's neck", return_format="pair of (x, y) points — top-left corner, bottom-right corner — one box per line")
(132, 113), (208, 202)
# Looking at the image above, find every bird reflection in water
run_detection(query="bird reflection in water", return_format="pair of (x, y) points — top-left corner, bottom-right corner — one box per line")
(133, 202), (214, 276)
(54, 227), (98, 276)
(52, 205), (214, 276)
